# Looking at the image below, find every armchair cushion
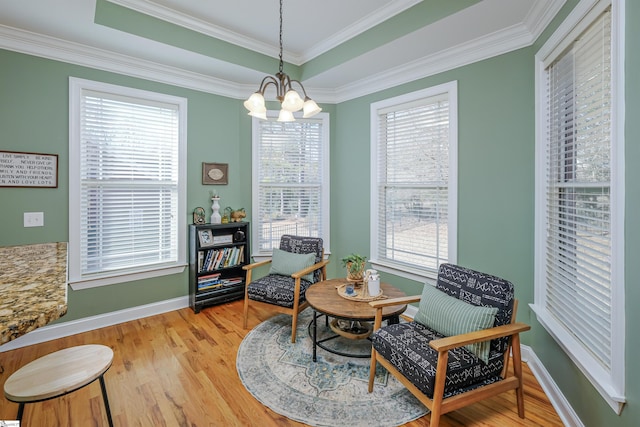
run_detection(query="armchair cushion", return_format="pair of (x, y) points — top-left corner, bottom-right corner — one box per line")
(246, 274), (313, 308)
(370, 322), (505, 398)
(268, 248), (316, 282)
(414, 284), (498, 363)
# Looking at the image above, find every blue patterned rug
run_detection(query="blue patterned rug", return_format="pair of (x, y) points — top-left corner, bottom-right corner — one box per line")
(236, 309), (428, 427)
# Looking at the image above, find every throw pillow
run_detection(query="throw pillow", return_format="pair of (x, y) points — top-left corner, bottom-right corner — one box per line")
(414, 284), (498, 363)
(269, 248), (316, 282)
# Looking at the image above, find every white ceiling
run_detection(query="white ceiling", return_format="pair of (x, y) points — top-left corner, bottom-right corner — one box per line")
(0, 0), (565, 103)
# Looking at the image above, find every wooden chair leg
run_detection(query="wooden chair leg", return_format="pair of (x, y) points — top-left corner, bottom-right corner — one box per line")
(368, 349), (378, 392)
(243, 296), (249, 329)
(290, 313), (298, 343)
(429, 351), (449, 427)
(511, 333), (526, 418)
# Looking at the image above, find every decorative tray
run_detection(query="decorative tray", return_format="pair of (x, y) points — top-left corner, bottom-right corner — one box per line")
(336, 283), (386, 302)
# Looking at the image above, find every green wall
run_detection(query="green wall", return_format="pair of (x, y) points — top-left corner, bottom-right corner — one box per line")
(0, 49), (250, 321)
(1, 1), (639, 425)
(331, 48), (535, 324)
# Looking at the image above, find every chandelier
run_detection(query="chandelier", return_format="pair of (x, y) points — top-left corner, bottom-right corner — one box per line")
(243, 0), (321, 122)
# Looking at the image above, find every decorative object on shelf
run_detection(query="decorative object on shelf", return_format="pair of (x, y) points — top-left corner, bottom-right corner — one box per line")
(364, 269), (381, 296)
(202, 162), (228, 185)
(225, 206), (246, 222)
(211, 197), (222, 224)
(243, 0), (321, 122)
(197, 229), (215, 247)
(192, 207), (206, 225)
(341, 253), (367, 283)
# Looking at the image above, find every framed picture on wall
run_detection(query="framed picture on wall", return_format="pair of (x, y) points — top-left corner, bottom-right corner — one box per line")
(202, 163), (228, 185)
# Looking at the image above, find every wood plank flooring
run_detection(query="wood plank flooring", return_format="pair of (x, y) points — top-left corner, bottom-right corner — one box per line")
(0, 300), (564, 426)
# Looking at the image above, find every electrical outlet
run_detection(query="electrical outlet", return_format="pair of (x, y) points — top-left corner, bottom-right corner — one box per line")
(24, 212), (44, 227)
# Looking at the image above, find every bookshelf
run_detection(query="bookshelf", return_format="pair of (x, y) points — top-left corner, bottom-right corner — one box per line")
(189, 222), (250, 313)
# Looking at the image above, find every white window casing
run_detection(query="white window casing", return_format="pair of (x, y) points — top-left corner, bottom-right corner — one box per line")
(251, 112), (330, 258)
(370, 81), (458, 282)
(532, 0), (625, 413)
(69, 77), (187, 289)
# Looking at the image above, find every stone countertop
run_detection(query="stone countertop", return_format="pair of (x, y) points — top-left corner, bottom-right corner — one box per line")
(0, 242), (68, 345)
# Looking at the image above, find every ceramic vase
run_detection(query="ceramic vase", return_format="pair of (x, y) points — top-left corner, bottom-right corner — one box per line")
(211, 197), (222, 224)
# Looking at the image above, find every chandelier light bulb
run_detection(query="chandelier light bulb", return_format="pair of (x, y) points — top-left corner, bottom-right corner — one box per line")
(281, 90), (304, 112)
(244, 92), (266, 113)
(277, 109), (295, 122)
(302, 97), (322, 118)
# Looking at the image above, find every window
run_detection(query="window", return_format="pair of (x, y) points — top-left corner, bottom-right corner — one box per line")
(251, 112), (330, 256)
(69, 78), (187, 289)
(370, 82), (457, 279)
(533, 0), (624, 413)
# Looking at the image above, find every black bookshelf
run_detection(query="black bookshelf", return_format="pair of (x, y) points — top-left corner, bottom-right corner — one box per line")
(188, 222), (250, 313)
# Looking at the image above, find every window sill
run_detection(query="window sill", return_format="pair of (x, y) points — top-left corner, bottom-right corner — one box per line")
(368, 259), (437, 284)
(69, 264), (186, 290)
(529, 303), (625, 414)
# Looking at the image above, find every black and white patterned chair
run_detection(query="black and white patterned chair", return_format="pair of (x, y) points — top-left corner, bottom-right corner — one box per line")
(243, 235), (328, 342)
(368, 263), (530, 427)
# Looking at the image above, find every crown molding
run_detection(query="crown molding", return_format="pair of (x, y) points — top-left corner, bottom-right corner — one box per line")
(0, 24), (249, 99)
(327, 22), (535, 104)
(106, 0), (421, 66)
(105, 0), (283, 62)
(0, 0), (563, 105)
(298, 0), (422, 63)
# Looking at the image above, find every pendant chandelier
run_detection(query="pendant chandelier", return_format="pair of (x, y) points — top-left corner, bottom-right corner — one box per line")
(243, 0), (321, 122)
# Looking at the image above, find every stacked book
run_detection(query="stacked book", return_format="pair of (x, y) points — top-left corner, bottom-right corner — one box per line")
(197, 273), (244, 291)
(198, 246), (245, 273)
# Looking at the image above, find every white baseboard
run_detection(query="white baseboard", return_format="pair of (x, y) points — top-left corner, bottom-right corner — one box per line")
(0, 296), (189, 353)
(521, 345), (583, 426)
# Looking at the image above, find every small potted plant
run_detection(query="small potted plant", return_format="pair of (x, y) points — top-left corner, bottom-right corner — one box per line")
(341, 253), (367, 282)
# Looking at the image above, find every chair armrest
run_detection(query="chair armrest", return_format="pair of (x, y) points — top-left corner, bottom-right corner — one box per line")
(369, 295), (422, 308)
(242, 259), (272, 271)
(429, 322), (531, 352)
(291, 259), (330, 279)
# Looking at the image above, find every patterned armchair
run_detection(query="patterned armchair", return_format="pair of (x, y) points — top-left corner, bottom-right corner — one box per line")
(243, 235), (328, 342)
(368, 263), (530, 427)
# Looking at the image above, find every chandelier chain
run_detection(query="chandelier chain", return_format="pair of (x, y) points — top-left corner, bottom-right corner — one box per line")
(278, 0), (284, 74)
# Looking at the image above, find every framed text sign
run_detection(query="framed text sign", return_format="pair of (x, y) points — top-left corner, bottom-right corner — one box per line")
(0, 151), (59, 188)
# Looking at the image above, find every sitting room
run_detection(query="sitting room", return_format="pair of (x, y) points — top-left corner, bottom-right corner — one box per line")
(1, 0), (638, 426)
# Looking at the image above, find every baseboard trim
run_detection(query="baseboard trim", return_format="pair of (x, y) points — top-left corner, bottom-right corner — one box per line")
(521, 345), (584, 426)
(0, 296), (189, 353)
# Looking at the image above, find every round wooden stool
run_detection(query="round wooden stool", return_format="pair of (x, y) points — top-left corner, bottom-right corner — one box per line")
(3, 344), (114, 426)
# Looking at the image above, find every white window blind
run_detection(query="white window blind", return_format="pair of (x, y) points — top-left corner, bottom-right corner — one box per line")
(545, 8), (613, 368)
(69, 78), (186, 287)
(372, 83), (457, 277)
(253, 114), (329, 254)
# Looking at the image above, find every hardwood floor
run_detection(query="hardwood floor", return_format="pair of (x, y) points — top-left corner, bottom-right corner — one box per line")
(0, 300), (564, 426)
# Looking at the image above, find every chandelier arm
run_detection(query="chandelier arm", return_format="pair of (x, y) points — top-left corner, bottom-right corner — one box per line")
(258, 75), (279, 92)
(289, 79), (310, 98)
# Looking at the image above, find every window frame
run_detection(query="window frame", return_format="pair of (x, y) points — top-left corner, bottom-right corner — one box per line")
(370, 81), (458, 282)
(532, 0), (625, 413)
(250, 111), (330, 259)
(68, 77), (187, 290)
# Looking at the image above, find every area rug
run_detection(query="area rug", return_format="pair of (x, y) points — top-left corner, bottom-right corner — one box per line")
(236, 309), (428, 427)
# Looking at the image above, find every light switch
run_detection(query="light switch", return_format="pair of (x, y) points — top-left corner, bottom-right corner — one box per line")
(24, 212), (44, 227)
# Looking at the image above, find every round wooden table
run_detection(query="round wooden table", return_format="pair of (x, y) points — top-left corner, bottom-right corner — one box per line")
(305, 278), (407, 361)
